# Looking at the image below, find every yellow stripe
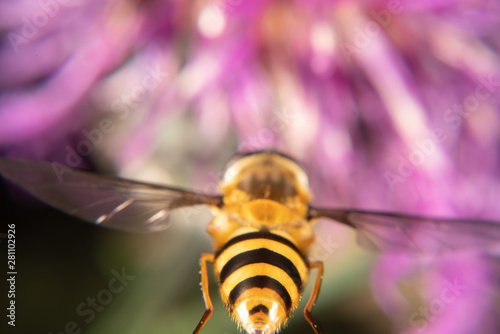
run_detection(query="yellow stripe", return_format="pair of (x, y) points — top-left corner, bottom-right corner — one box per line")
(220, 263), (300, 309)
(214, 238), (308, 283)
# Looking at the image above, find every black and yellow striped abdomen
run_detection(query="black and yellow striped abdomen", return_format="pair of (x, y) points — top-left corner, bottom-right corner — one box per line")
(214, 231), (310, 333)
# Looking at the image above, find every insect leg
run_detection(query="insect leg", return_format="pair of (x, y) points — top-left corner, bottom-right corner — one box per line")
(304, 261), (324, 334)
(193, 253), (215, 334)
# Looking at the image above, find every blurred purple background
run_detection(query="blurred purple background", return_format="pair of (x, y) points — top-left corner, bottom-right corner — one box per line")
(1, 1), (499, 333)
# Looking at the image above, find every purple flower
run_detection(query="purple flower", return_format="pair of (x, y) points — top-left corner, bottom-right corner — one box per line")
(1, 0), (499, 333)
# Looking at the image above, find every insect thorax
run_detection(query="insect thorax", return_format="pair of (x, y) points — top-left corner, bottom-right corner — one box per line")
(210, 151), (315, 251)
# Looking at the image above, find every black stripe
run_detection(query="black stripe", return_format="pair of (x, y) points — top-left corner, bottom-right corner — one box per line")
(215, 231), (307, 263)
(228, 276), (292, 311)
(249, 304), (269, 316)
(219, 248), (303, 290)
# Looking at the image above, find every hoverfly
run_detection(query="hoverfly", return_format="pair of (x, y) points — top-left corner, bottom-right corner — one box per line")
(1, 150), (499, 334)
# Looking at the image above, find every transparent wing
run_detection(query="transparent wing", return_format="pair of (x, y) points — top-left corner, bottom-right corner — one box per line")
(0, 158), (222, 232)
(308, 207), (500, 254)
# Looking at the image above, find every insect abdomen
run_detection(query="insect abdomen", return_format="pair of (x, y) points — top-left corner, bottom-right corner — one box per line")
(214, 231), (309, 334)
